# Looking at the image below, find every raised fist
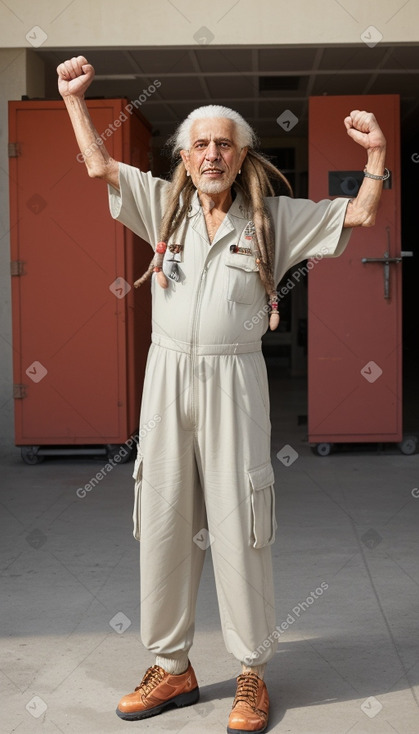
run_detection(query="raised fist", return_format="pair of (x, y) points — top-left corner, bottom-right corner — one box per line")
(344, 110), (386, 152)
(57, 56), (95, 98)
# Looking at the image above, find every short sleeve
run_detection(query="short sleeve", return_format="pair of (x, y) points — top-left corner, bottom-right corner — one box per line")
(107, 163), (171, 248)
(266, 195), (353, 285)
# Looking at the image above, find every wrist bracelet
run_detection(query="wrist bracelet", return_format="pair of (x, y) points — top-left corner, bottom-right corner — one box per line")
(363, 166), (390, 181)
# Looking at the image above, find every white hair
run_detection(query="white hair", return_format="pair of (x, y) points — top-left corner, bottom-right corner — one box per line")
(170, 105), (257, 154)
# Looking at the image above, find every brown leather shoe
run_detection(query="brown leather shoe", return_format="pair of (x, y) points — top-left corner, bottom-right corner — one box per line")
(227, 672), (269, 733)
(116, 662), (199, 720)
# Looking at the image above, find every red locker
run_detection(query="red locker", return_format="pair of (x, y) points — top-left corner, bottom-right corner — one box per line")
(9, 100), (152, 462)
(307, 95), (415, 455)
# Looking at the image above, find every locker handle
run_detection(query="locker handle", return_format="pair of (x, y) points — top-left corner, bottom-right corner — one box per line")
(361, 251), (413, 264)
(361, 250), (414, 299)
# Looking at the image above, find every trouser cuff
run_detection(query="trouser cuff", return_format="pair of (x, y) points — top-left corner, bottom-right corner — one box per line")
(155, 653), (190, 675)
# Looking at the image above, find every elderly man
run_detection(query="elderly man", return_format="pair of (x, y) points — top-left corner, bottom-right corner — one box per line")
(57, 56), (386, 734)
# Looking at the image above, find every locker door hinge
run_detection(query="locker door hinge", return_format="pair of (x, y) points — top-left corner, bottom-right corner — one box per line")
(8, 143), (21, 158)
(13, 384), (27, 399)
(10, 260), (25, 277)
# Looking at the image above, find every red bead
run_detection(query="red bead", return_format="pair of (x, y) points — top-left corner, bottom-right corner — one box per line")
(156, 242), (167, 254)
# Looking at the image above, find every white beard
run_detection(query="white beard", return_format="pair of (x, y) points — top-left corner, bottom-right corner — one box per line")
(196, 172), (235, 195)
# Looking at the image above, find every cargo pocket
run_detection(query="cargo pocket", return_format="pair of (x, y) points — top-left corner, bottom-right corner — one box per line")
(248, 461), (277, 548)
(132, 454), (143, 541)
(225, 253), (259, 304)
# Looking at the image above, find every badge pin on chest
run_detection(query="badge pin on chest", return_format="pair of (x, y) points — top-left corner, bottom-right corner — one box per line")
(244, 221), (256, 241)
(168, 262), (180, 281)
(167, 243), (183, 282)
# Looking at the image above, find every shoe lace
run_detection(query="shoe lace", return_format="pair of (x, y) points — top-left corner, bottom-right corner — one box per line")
(135, 665), (166, 697)
(233, 673), (259, 710)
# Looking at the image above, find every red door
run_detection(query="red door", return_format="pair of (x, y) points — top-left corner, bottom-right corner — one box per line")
(9, 100), (151, 448)
(308, 95), (404, 447)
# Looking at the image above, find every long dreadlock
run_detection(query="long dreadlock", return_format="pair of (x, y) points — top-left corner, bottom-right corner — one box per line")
(134, 107), (293, 329)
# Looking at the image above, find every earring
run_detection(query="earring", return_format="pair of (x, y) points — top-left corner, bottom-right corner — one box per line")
(238, 169), (241, 174)
(186, 171), (190, 177)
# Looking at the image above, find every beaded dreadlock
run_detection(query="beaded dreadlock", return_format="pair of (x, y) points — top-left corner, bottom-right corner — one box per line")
(134, 105), (293, 329)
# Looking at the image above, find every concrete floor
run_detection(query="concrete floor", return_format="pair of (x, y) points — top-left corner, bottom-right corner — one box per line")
(1, 371), (419, 734)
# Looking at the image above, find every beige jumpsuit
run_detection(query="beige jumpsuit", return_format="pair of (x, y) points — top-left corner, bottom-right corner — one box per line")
(108, 165), (351, 669)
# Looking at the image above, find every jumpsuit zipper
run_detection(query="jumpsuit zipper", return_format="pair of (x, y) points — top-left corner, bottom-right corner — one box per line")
(190, 264), (208, 427)
(189, 214), (235, 426)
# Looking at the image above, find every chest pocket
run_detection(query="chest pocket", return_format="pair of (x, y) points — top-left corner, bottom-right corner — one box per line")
(225, 252), (260, 305)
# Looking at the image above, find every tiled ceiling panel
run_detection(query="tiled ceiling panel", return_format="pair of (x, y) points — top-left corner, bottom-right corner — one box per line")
(319, 45), (392, 71)
(311, 73), (372, 96)
(195, 48), (253, 73)
(368, 73), (419, 96)
(155, 75), (206, 99)
(128, 49), (194, 74)
(205, 75), (257, 99)
(259, 47), (318, 72)
(381, 45), (419, 69)
(258, 99), (305, 120)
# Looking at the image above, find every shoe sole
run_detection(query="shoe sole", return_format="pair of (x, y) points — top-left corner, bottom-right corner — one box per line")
(116, 686), (199, 721)
(227, 724), (267, 734)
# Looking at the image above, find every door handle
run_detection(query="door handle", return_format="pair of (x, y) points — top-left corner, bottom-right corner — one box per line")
(361, 252), (413, 264)
(361, 250), (414, 299)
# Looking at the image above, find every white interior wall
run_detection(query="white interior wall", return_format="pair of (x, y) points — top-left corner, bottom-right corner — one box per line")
(0, 0), (417, 47)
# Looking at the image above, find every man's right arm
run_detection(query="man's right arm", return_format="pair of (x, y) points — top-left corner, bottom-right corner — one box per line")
(57, 56), (120, 190)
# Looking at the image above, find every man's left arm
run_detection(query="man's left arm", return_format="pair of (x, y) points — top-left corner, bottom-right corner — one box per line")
(343, 110), (387, 228)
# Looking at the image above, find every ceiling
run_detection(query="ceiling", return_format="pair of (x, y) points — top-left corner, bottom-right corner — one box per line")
(39, 44), (419, 144)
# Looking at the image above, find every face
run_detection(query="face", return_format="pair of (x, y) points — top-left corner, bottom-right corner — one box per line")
(180, 118), (248, 195)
